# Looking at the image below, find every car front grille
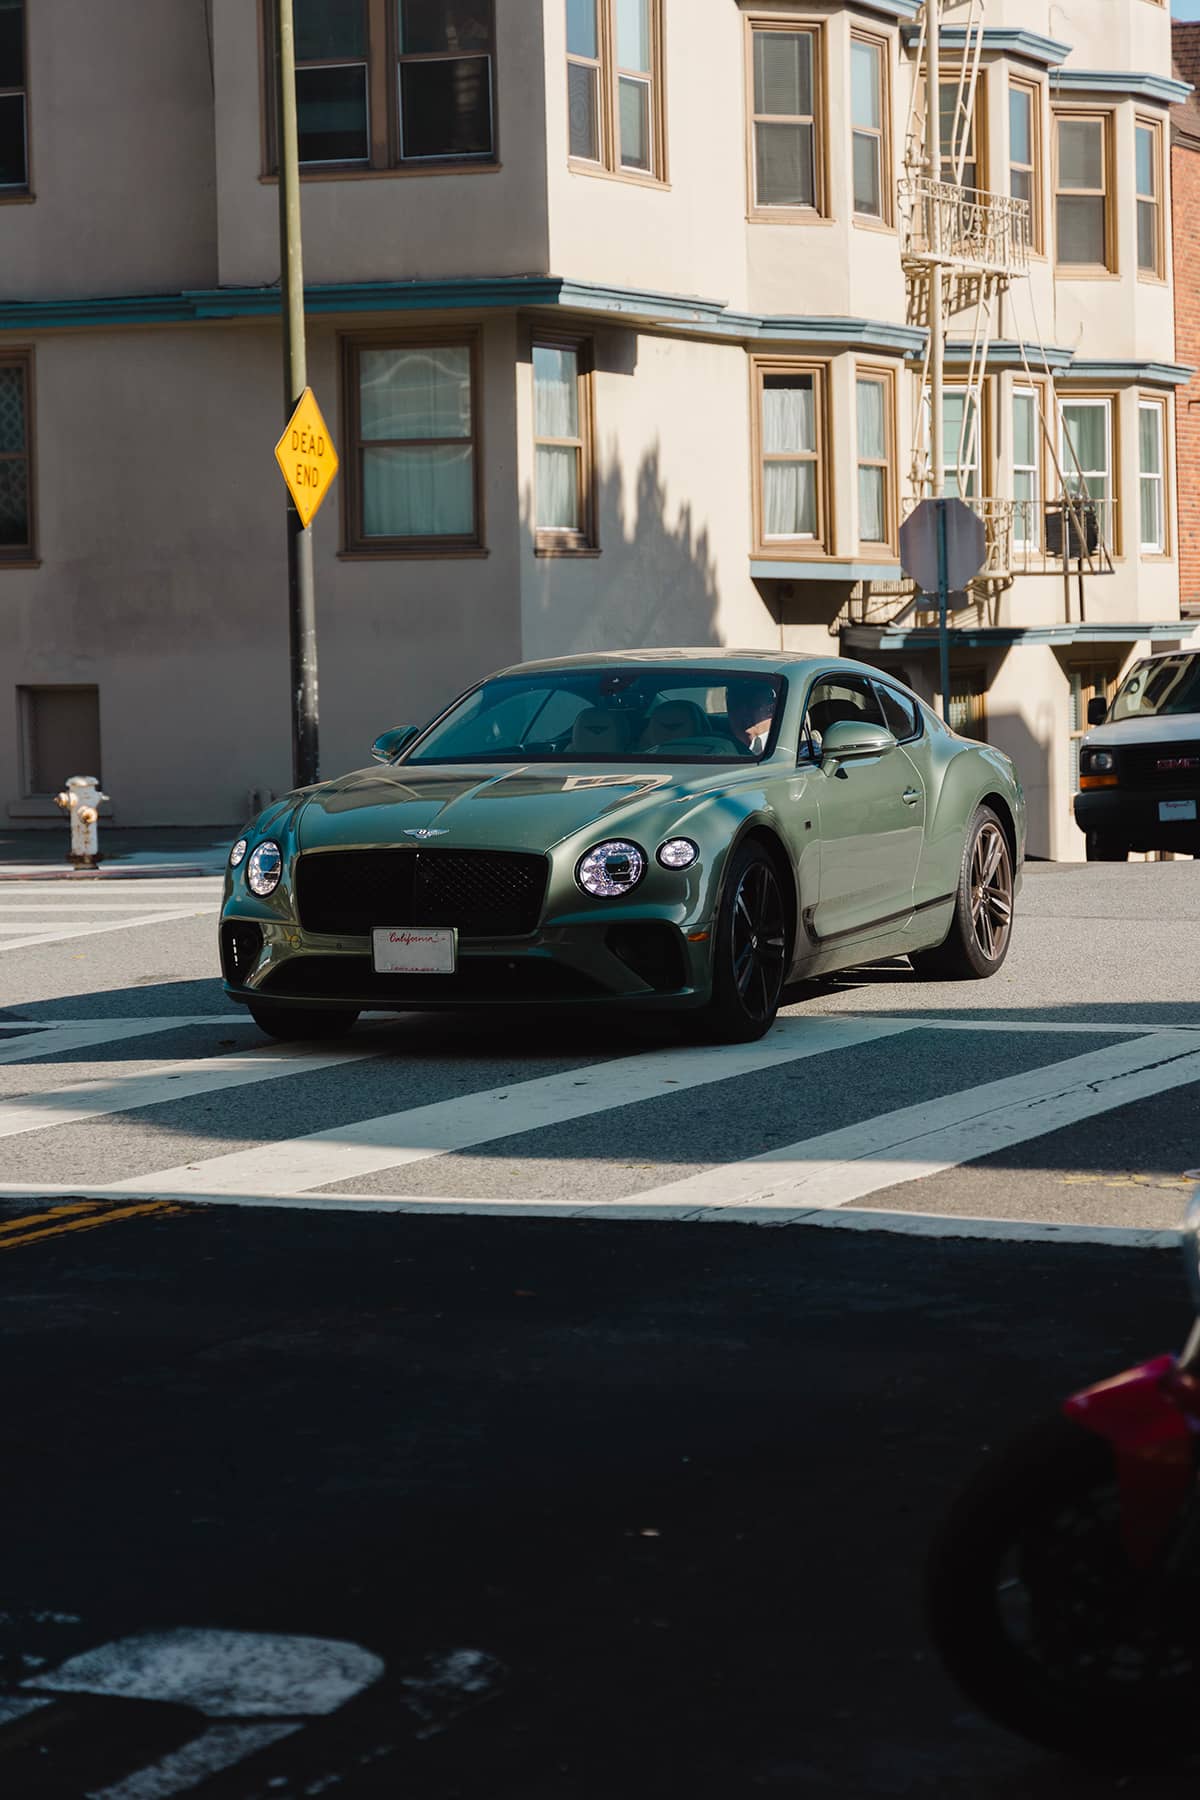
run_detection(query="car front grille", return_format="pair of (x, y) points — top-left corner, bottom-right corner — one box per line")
(1118, 743), (1200, 785)
(295, 849), (549, 938)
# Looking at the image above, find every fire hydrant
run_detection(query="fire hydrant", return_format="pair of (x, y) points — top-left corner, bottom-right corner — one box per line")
(55, 774), (109, 868)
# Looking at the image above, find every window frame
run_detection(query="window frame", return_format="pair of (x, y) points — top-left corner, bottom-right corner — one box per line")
(744, 17), (826, 222)
(849, 28), (891, 227)
(1138, 395), (1168, 558)
(925, 66), (987, 193)
(261, 0), (500, 180)
(565, 0), (667, 187)
(339, 328), (485, 559)
(1135, 113), (1165, 282)
(0, 0), (29, 198)
(0, 348), (35, 565)
(750, 355), (831, 559)
(870, 679), (924, 745)
(1008, 75), (1042, 254)
(947, 667), (988, 743)
(1011, 380), (1046, 552)
(1052, 107), (1115, 275)
(855, 363), (897, 552)
(1058, 390), (1119, 557)
(921, 377), (990, 504)
(798, 669), (886, 764)
(531, 331), (597, 557)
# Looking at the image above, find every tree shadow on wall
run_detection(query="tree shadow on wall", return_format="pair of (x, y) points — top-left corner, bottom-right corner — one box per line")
(521, 443), (723, 656)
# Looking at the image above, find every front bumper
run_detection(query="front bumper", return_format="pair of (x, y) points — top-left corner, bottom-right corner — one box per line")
(1074, 786), (1200, 851)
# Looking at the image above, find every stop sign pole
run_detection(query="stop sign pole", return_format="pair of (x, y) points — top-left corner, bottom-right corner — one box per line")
(899, 497), (986, 725)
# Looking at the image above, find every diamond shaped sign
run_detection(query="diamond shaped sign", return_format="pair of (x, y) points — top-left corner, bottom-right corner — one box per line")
(274, 386), (339, 528)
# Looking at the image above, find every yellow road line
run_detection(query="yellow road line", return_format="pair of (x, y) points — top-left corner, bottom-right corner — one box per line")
(0, 1200), (180, 1252)
(0, 1200), (101, 1235)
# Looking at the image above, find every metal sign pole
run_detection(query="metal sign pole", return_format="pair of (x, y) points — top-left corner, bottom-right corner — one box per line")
(275, 0), (319, 789)
(936, 497), (951, 724)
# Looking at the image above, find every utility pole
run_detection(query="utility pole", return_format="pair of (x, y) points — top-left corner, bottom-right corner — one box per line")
(925, 0), (951, 721)
(275, 0), (319, 788)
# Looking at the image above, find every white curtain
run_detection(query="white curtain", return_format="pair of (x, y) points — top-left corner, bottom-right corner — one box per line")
(536, 446), (580, 530)
(763, 379), (814, 454)
(363, 445), (473, 537)
(858, 468), (884, 543)
(359, 347), (471, 441)
(764, 461), (816, 536)
(533, 346), (578, 437)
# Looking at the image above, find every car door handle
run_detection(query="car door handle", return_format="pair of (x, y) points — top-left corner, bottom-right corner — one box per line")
(902, 788), (921, 806)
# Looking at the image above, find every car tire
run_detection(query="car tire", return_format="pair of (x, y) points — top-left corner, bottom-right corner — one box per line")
(700, 841), (789, 1043)
(910, 805), (1014, 982)
(1086, 832), (1128, 862)
(247, 1001), (359, 1041)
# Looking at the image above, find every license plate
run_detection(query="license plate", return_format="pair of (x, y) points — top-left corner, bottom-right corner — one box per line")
(372, 927), (457, 974)
(1159, 800), (1197, 822)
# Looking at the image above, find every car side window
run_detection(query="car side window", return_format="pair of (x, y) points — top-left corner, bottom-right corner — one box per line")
(873, 683), (921, 743)
(802, 675), (885, 756)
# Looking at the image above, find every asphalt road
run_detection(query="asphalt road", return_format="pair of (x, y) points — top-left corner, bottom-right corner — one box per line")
(1, 860), (1199, 1795)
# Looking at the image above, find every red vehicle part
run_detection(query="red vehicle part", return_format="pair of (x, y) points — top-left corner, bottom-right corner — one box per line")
(1065, 1355), (1200, 1567)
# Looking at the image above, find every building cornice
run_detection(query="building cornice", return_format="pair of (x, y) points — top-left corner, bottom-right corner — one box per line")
(1051, 69), (1193, 107)
(1066, 360), (1194, 388)
(0, 276), (927, 355)
(943, 339), (1075, 372)
(901, 26), (1069, 67)
(855, 0), (921, 22)
(843, 623), (1192, 651)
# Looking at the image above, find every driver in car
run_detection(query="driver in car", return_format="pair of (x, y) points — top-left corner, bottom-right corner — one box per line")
(726, 681), (778, 755)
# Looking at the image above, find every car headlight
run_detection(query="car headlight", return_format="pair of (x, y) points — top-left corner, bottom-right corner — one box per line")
(657, 838), (699, 870)
(246, 839), (283, 897)
(229, 837), (248, 868)
(576, 840), (647, 898)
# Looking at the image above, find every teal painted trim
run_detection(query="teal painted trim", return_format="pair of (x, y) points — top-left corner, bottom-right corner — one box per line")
(843, 622), (1189, 651)
(900, 26), (1069, 66)
(753, 560), (903, 583)
(855, 0), (920, 20)
(1051, 70), (1193, 106)
(944, 338), (1075, 372)
(1066, 360), (1194, 388)
(0, 274), (926, 355)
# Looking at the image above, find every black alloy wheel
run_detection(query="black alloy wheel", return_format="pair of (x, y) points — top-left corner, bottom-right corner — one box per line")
(911, 805), (1014, 981)
(703, 842), (789, 1042)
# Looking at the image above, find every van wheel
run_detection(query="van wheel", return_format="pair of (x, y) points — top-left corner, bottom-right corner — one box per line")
(1086, 833), (1128, 862)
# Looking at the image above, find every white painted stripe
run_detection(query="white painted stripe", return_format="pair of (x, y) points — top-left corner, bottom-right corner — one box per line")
(0, 1016), (257, 1065)
(87, 1722), (299, 1800)
(0, 911), (201, 952)
(0, 902), (220, 913)
(90, 1017), (918, 1197)
(853, 1016), (1200, 1036)
(624, 1032), (1200, 1216)
(0, 1041), (388, 1139)
(0, 1694), (52, 1725)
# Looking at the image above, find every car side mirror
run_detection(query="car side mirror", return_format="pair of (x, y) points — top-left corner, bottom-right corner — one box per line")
(820, 720), (898, 769)
(1087, 697), (1108, 727)
(370, 726), (418, 764)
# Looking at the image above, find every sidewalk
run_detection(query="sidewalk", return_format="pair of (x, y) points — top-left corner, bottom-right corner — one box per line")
(0, 827), (233, 881)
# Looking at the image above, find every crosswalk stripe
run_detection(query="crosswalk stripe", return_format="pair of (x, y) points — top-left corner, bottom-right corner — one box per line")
(0, 1017), (258, 1066)
(72, 1016), (918, 1198)
(622, 1031), (1200, 1216)
(0, 911), (202, 952)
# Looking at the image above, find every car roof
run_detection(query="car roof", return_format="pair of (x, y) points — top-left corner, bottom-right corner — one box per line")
(492, 649), (897, 683)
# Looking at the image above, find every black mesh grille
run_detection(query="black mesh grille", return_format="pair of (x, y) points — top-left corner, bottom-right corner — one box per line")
(1118, 744), (1200, 786)
(262, 955), (603, 1004)
(295, 849), (549, 938)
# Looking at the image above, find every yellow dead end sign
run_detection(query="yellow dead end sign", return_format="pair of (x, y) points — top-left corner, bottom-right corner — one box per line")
(274, 386), (339, 528)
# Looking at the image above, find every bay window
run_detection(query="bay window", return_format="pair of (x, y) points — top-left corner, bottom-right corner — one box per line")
(753, 360), (827, 552)
(748, 23), (821, 215)
(566, 0), (665, 180)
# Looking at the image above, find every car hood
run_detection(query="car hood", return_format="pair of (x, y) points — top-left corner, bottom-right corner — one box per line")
(1086, 713), (1200, 749)
(295, 763), (743, 853)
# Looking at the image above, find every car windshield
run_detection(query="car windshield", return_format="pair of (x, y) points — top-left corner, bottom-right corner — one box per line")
(406, 669), (787, 764)
(1109, 655), (1200, 722)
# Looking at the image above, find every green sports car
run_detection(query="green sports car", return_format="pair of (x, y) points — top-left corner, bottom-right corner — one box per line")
(219, 651), (1024, 1043)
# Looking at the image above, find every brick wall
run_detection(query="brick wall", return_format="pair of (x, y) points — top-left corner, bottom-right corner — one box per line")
(1173, 139), (1200, 608)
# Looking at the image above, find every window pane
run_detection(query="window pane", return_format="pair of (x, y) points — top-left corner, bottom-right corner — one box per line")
(764, 461), (816, 536)
(398, 0), (491, 55)
(1011, 167), (1032, 208)
(0, 366), (25, 452)
(566, 0), (597, 60)
(360, 347), (472, 441)
(853, 132), (881, 215)
(763, 376), (814, 453)
(1062, 404), (1107, 490)
(1013, 392), (1036, 467)
(1058, 118), (1102, 190)
(851, 41), (880, 130)
(536, 445), (581, 530)
(1140, 405), (1162, 476)
(0, 91), (25, 186)
(1014, 468), (1038, 545)
(939, 83), (973, 164)
(0, 458), (29, 546)
(859, 466), (885, 541)
(0, 0), (23, 88)
(755, 121), (814, 207)
(754, 32), (812, 118)
(615, 0), (650, 73)
(568, 61), (599, 160)
(618, 75), (650, 170)
(294, 0), (366, 62)
(1057, 194), (1104, 264)
(400, 55), (492, 157)
(1010, 87), (1031, 165)
(363, 445), (474, 537)
(1141, 476), (1163, 551)
(857, 378), (885, 460)
(1136, 125), (1155, 197)
(296, 65), (369, 162)
(534, 346), (579, 438)
(1138, 200), (1158, 273)
(877, 685), (918, 739)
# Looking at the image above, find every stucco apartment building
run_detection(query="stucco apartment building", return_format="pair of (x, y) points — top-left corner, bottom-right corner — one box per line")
(0, 0), (1194, 857)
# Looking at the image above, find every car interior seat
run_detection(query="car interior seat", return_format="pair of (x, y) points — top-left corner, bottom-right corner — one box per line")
(638, 699), (711, 749)
(570, 708), (636, 755)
